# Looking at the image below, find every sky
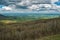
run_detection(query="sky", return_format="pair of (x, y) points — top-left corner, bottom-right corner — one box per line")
(51, 0), (58, 3)
(0, 0), (60, 9)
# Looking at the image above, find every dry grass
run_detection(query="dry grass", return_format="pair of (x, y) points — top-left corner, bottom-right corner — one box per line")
(0, 20), (17, 24)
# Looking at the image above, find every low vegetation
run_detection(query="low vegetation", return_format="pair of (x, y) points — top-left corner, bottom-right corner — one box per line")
(0, 20), (17, 24)
(39, 34), (60, 40)
(0, 17), (60, 40)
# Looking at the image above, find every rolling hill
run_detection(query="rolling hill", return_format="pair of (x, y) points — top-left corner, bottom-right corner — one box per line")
(0, 14), (8, 20)
(0, 17), (60, 40)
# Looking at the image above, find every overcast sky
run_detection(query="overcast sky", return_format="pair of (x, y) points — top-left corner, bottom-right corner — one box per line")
(51, 0), (58, 3)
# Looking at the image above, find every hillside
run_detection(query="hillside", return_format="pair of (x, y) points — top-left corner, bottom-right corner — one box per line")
(0, 14), (8, 20)
(0, 14), (18, 20)
(0, 17), (60, 40)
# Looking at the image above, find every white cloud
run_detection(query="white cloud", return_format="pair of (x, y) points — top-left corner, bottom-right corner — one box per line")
(51, 0), (58, 3)
(2, 6), (12, 11)
(28, 5), (40, 10)
(17, 0), (31, 6)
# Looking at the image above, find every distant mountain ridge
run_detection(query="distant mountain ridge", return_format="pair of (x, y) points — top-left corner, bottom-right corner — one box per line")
(0, 14), (8, 20)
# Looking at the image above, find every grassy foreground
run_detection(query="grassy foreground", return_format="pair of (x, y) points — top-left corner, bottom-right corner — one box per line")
(0, 18), (60, 40)
(39, 34), (60, 40)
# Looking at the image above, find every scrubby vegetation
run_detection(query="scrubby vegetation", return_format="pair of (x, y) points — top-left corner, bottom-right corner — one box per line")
(39, 34), (60, 40)
(0, 18), (60, 40)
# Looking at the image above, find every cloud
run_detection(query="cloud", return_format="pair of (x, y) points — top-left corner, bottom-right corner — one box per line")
(2, 6), (12, 10)
(28, 5), (40, 10)
(17, 0), (31, 6)
(51, 0), (58, 3)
